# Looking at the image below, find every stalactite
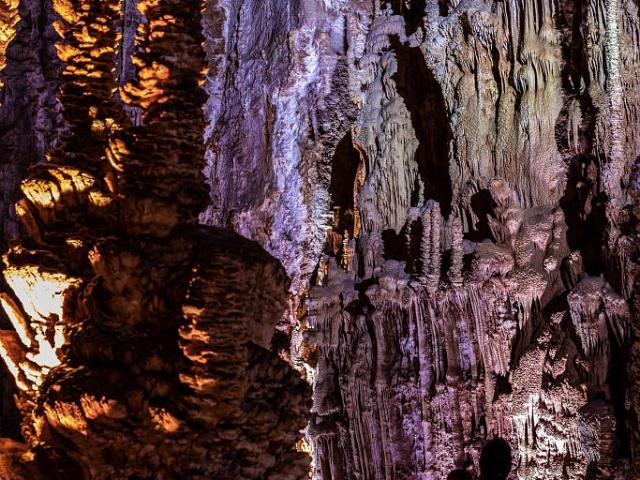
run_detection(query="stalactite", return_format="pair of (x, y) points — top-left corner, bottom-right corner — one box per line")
(0, 0), (637, 477)
(420, 200), (441, 291)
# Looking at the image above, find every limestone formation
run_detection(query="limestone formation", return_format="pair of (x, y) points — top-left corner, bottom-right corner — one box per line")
(0, 0), (639, 479)
(200, 0), (640, 478)
(0, 0), (310, 478)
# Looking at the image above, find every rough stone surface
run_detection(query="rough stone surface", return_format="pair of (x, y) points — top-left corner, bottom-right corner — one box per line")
(0, 0), (311, 478)
(0, 0), (639, 479)
(202, 0), (640, 479)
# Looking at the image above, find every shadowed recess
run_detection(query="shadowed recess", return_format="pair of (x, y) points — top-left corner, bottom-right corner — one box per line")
(391, 36), (453, 216)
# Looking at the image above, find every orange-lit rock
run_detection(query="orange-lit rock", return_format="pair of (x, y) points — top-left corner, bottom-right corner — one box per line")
(0, 0), (19, 93)
(0, 0), (311, 478)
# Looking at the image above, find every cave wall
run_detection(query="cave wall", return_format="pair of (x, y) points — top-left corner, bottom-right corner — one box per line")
(200, 0), (374, 312)
(0, 0), (59, 246)
(0, 0), (638, 478)
(203, 0), (640, 478)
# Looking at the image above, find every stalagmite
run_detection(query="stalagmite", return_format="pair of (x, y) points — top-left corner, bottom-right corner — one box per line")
(449, 212), (464, 286)
(0, 0), (310, 478)
(420, 201), (441, 291)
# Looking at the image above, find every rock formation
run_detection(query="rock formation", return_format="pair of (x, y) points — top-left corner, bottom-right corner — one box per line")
(0, 0), (639, 479)
(0, 0), (310, 478)
(200, 0), (640, 479)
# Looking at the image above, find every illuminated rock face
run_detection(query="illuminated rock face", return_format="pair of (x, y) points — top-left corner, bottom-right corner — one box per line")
(0, 0), (310, 479)
(201, 0), (640, 479)
(0, 0), (639, 479)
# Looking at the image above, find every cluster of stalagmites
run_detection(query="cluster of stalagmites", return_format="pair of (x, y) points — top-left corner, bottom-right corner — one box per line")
(0, 0), (310, 478)
(0, 0), (638, 477)
(281, 0), (640, 477)
(306, 173), (637, 478)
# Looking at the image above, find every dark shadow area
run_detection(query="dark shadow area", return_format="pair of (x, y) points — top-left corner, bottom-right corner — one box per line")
(391, 36), (453, 216)
(323, 132), (361, 261)
(405, 217), (421, 273)
(554, 0), (591, 100)
(329, 132), (360, 236)
(465, 189), (495, 242)
(447, 469), (474, 480)
(492, 374), (512, 401)
(0, 363), (21, 440)
(554, 0), (607, 277)
(271, 329), (292, 357)
(0, 280), (23, 441)
(607, 322), (631, 460)
(559, 155), (608, 275)
(382, 228), (406, 261)
(384, 0), (427, 35)
(438, 0), (450, 17)
(480, 438), (512, 480)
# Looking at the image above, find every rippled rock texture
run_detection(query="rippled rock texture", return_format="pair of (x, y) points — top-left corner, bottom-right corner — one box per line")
(0, 0), (639, 479)
(0, 0), (310, 478)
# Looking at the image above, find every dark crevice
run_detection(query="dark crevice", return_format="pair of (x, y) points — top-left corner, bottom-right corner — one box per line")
(555, 0), (607, 277)
(560, 156), (608, 275)
(0, 362), (20, 441)
(329, 132), (359, 233)
(383, 0), (427, 35)
(382, 228), (406, 261)
(459, 12), (472, 39)
(438, 0), (450, 17)
(493, 374), (512, 400)
(0, 282), (21, 441)
(390, 36), (453, 216)
(406, 217), (421, 273)
(608, 325), (631, 461)
(465, 189), (496, 243)
(324, 132), (360, 261)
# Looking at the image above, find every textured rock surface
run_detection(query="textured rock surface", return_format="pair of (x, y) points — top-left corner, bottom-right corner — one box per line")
(0, 0), (310, 478)
(0, 0), (58, 246)
(202, 0), (640, 479)
(0, 0), (141, 248)
(0, 0), (639, 479)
